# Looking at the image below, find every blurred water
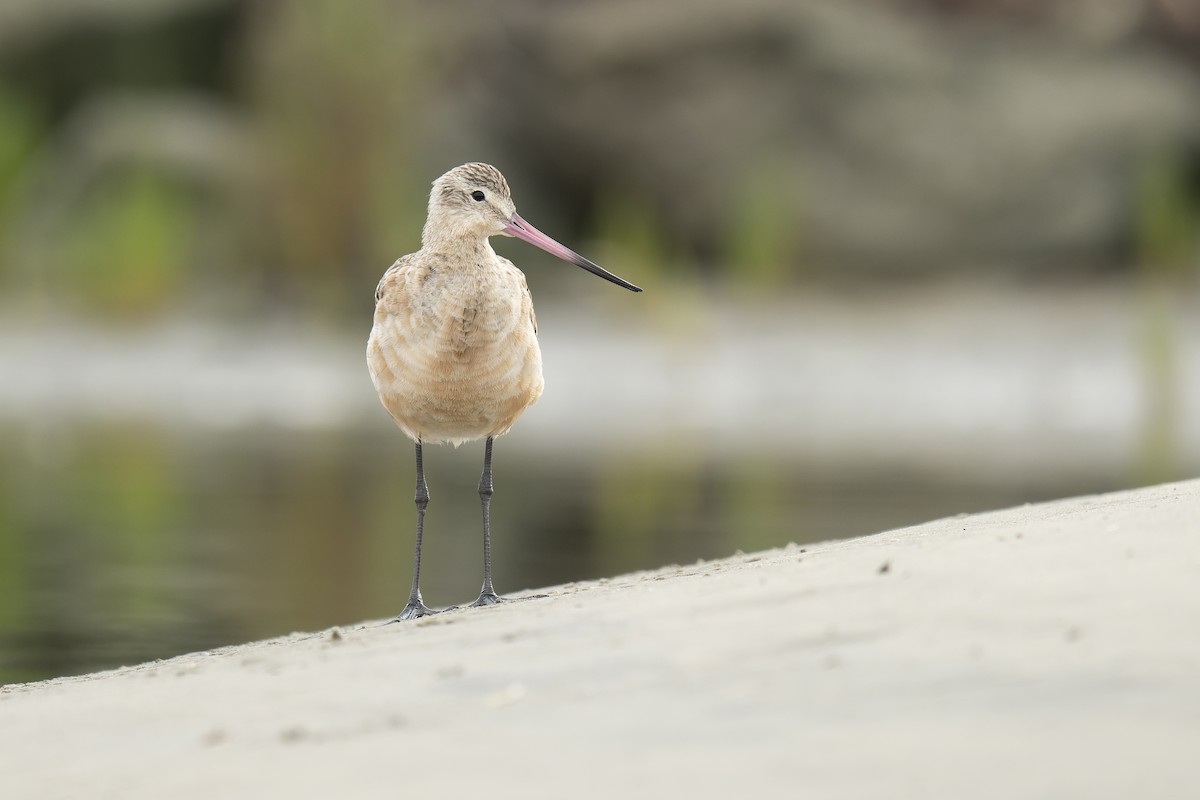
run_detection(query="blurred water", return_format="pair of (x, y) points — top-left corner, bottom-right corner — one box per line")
(0, 421), (1105, 685)
(1, 285), (1195, 684)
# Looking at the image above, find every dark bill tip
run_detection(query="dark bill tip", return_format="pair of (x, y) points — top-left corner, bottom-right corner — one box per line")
(504, 213), (643, 293)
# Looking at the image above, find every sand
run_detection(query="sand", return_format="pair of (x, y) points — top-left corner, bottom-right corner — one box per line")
(2, 479), (1198, 799)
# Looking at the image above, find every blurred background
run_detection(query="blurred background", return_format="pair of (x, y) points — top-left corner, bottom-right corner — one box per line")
(1, 0), (1198, 683)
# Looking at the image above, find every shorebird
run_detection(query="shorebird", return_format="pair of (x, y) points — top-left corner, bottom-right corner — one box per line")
(367, 163), (642, 620)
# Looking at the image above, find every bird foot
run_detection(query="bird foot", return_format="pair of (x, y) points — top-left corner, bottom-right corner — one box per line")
(469, 591), (506, 608)
(390, 600), (437, 622)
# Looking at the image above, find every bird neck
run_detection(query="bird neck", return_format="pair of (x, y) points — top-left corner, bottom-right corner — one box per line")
(420, 216), (495, 263)
(419, 235), (496, 267)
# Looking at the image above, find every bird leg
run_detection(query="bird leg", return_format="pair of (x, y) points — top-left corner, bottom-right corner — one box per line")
(470, 437), (505, 607)
(394, 440), (436, 621)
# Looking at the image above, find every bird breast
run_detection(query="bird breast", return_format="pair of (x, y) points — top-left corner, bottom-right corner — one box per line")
(367, 256), (544, 445)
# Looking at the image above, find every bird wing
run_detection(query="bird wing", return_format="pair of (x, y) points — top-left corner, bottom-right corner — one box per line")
(522, 270), (537, 335)
(494, 255), (537, 337)
(374, 254), (421, 305)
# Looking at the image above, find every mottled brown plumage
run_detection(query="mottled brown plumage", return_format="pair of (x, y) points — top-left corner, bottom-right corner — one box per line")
(369, 165), (541, 445)
(366, 163), (641, 620)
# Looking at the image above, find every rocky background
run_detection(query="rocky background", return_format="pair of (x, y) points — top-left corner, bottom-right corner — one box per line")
(0, 0), (1197, 318)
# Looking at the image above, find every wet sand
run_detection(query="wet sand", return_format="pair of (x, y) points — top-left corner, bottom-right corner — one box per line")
(3, 478), (1198, 799)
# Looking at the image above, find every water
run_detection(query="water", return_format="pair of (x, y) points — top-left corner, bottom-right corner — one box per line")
(1, 286), (1192, 683)
(0, 422), (1099, 685)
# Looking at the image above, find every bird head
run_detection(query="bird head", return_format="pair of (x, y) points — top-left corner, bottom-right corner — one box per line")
(422, 162), (642, 292)
(424, 163), (517, 244)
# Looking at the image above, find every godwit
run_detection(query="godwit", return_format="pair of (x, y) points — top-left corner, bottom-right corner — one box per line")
(367, 163), (642, 620)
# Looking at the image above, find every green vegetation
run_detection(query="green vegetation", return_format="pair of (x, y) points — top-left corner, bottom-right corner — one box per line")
(1136, 149), (1199, 279)
(0, 85), (43, 250)
(57, 170), (197, 315)
(1133, 149), (1198, 486)
(722, 158), (801, 290)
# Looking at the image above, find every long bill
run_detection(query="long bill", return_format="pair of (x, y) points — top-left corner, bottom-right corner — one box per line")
(503, 212), (643, 292)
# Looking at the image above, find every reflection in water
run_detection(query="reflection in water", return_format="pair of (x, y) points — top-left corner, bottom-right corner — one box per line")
(0, 423), (1098, 685)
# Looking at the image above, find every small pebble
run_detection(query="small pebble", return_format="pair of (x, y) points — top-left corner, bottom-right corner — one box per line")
(279, 726), (308, 743)
(201, 729), (227, 747)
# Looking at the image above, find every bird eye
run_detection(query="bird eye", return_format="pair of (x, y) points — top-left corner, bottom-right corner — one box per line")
(471, 190), (485, 202)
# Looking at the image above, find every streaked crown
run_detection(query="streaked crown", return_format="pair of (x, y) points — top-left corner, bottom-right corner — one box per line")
(423, 162), (517, 247)
(433, 163), (512, 207)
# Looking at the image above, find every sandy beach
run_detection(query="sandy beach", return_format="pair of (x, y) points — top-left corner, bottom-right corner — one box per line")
(2, 478), (1197, 799)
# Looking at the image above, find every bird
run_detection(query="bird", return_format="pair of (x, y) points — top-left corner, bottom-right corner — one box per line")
(366, 163), (642, 621)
